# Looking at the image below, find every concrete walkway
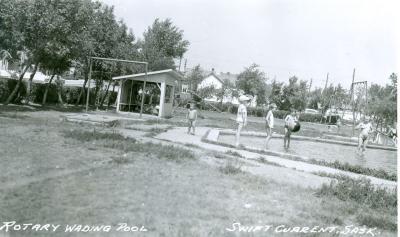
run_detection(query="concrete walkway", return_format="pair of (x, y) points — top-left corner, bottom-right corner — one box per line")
(154, 127), (396, 190)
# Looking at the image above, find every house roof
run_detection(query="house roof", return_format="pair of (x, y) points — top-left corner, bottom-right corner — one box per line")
(112, 69), (184, 81)
(204, 72), (224, 84)
(218, 72), (238, 85)
(202, 71), (238, 85)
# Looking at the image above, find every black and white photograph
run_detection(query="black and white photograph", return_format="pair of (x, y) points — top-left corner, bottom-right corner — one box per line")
(0, 0), (398, 236)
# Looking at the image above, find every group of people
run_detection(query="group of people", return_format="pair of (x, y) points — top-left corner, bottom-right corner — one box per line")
(186, 95), (377, 156)
(235, 95), (299, 149)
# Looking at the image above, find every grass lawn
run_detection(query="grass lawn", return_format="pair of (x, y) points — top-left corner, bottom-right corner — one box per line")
(0, 108), (396, 236)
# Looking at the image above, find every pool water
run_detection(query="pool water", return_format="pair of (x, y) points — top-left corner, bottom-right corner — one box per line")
(219, 135), (397, 174)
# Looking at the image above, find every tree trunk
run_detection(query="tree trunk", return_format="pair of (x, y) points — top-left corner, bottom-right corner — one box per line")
(4, 64), (30, 105)
(25, 63), (39, 104)
(56, 76), (64, 106)
(100, 79), (112, 109)
(75, 70), (89, 105)
(107, 82), (116, 109)
(42, 73), (56, 105)
(93, 78), (102, 107)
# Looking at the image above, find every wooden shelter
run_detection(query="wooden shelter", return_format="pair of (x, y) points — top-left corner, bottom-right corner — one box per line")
(113, 69), (183, 118)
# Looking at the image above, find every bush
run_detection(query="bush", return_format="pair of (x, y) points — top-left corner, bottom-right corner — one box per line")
(356, 213), (397, 231)
(0, 79), (10, 102)
(317, 177), (397, 231)
(219, 158), (242, 175)
(299, 113), (323, 123)
(0, 79), (27, 103)
(317, 177), (397, 210)
(247, 107), (266, 117)
(31, 83), (59, 103)
(273, 110), (289, 119)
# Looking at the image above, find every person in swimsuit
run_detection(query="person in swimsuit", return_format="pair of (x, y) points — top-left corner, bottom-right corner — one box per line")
(355, 118), (372, 155)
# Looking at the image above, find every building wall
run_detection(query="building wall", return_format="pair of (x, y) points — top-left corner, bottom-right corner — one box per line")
(198, 75), (222, 90)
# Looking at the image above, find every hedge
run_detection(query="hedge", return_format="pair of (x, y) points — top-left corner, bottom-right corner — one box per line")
(0, 78), (117, 106)
(0, 79), (27, 103)
(191, 101), (327, 123)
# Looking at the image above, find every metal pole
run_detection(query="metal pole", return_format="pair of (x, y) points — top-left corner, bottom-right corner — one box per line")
(351, 68), (356, 135)
(85, 58), (92, 112)
(139, 63), (148, 118)
(365, 82), (368, 120)
(90, 56), (147, 65)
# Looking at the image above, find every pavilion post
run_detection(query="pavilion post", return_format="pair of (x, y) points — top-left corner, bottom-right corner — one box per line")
(139, 63), (148, 118)
(85, 58), (93, 112)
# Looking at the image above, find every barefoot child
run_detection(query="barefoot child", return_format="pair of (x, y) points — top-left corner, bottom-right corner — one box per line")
(355, 118), (372, 155)
(265, 103), (276, 148)
(284, 110), (296, 149)
(235, 95), (250, 147)
(187, 103), (198, 135)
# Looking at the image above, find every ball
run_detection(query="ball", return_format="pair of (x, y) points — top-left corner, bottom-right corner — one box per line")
(292, 121), (301, 132)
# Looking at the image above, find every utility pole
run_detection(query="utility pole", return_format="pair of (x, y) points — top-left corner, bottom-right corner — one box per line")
(350, 68), (356, 136)
(365, 81), (368, 120)
(321, 73), (329, 117)
(324, 73), (329, 90)
(309, 78), (313, 93)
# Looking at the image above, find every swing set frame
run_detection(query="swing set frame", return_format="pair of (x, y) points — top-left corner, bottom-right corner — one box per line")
(85, 57), (148, 118)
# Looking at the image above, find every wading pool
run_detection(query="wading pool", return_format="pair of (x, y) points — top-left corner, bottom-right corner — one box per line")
(218, 134), (397, 174)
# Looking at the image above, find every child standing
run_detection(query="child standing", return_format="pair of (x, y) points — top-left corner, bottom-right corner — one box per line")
(187, 103), (198, 135)
(355, 118), (372, 155)
(235, 95), (250, 147)
(284, 110), (296, 149)
(265, 103), (276, 149)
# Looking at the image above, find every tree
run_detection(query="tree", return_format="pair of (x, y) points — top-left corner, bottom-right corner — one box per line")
(278, 76), (309, 111)
(236, 64), (268, 105)
(0, 0), (32, 105)
(268, 80), (284, 109)
(308, 87), (323, 110)
(186, 65), (204, 91)
(216, 79), (236, 105)
(140, 18), (189, 71)
(74, 3), (140, 106)
(368, 73), (397, 130)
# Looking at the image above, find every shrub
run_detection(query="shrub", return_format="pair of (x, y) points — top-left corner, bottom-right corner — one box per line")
(0, 79), (10, 102)
(31, 83), (60, 103)
(273, 110), (289, 119)
(219, 159), (242, 175)
(299, 113), (323, 123)
(317, 177), (397, 210)
(0, 79), (27, 103)
(62, 129), (127, 142)
(225, 150), (243, 157)
(356, 213), (397, 231)
(247, 107), (266, 117)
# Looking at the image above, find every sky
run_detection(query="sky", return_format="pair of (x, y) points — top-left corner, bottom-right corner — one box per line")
(101, 0), (398, 89)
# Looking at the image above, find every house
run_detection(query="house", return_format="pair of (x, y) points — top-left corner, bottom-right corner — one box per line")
(112, 69), (183, 118)
(198, 69), (224, 90)
(196, 69), (257, 107)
